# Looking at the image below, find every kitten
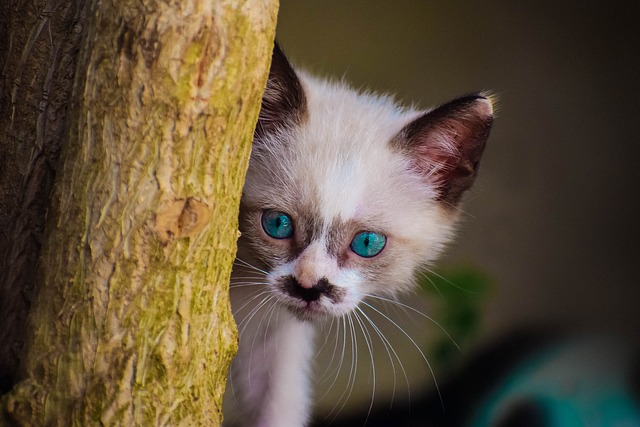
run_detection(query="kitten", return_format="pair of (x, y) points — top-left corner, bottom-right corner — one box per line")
(224, 43), (493, 427)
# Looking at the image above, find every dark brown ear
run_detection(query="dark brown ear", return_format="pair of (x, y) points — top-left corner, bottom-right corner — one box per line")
(393, 94), (494, 205)
(255, 42), (308, 139)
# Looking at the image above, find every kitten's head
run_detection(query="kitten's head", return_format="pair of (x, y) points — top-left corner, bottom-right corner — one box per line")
(239, 43), (493, 322)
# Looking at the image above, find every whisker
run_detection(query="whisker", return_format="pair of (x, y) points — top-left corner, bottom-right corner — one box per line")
(366, 294), (461, 352)
(233, 257), (269, 276)
(233, 289), (270, 317)
(236, 292), (274, 336)
(418, 272), (444, 296)
(316, 317), (336, 358)
(420, 267), (481, 295)
(356, 305), (411, 408)
(319, 315), (347, 402)
(361, 300), (445, 413)
(327, 313), (359, 421)
(353, 309), (376, 424)
(230, 275), (268, 281)
(247, 297), (278, 384)
(252, 297), (278, 364)
(229, 281), (268, 289)
(319, 319), (341, 383)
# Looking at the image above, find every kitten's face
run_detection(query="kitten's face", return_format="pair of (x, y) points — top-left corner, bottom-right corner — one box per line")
(237, 44), (493, 322)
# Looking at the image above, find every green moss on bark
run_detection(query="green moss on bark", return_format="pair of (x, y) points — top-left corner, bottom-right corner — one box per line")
(2, 0), (278, 425)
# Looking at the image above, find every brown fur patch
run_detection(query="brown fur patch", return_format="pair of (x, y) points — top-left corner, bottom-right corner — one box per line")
(392, 94), (493, 205)
(255, 42), (308, 139)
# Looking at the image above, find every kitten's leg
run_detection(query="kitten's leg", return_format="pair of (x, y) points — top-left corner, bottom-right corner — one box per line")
(256, 313), (315, 427)
(228, 308), (315, 427)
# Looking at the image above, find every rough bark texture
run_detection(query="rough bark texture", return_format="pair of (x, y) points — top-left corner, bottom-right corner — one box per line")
(0, 0), (87, 392)
(1, 0), (278, 425)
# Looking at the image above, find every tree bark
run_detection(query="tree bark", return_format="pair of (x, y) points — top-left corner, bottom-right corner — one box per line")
(0, 0), (86, 392)
(1, 0), (278, 425)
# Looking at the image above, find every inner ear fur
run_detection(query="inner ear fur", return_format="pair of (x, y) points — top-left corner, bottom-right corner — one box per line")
(393, 94), (494, 205)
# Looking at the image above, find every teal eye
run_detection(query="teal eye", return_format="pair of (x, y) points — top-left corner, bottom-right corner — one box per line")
(261, 210), (294, 239)
(350, 231), (386, 258)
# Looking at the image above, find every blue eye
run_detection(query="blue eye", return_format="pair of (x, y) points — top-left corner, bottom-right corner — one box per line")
(261, 210), (294, 239)
(350, 231), (386, 258)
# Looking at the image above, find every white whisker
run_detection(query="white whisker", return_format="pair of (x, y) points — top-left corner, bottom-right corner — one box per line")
(229, 281), (268, 289)
(318, 315), (348, 402)
(233, 289), (269, 317)
(366, 293), (461, 352)
(420, 268), (481, 295)
(230, 275), (268, 281)
(233, 257), (269, 276)
(353, 308), (376, 424)
(236, 291), (274, 336)
(361, 300), (445, 412)
(356, 305), (410, 408)
(252, 298), (278, 364)
(327, 313), (359, 421)
(248, 298), (277, 383)
(316, 317), (336, 358)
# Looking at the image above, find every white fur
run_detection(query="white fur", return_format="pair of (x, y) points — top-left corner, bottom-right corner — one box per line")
(225, 307), (314, 427)
(224, 69), (483, 426)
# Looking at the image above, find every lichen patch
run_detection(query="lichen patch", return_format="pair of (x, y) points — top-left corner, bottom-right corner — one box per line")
(153, 197), (212, 244)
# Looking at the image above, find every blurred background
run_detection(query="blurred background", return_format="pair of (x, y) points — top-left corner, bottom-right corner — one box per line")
(275, 1), (640, 425)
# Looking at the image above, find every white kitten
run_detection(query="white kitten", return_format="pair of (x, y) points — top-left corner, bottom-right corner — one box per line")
(224, 43), (493, 427)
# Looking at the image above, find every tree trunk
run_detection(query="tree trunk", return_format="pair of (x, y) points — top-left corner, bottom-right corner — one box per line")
(0, 0), (86, 392)
(0, 0), (278, 425)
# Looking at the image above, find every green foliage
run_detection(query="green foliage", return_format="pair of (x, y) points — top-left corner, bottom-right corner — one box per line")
(418, 265), (494, 370)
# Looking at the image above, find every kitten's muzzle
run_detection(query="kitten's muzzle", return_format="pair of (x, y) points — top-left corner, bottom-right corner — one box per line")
(279, 276), (341, 303)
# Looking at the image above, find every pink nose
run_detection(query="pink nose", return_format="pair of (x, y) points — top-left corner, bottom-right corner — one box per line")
(293, 242), (333, 288)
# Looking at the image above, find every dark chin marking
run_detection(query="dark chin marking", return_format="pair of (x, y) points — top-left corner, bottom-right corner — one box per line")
(277, 275), (345, 304)
(275, 275), (347, 321)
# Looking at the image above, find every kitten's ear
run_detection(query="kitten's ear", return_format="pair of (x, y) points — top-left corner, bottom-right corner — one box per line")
(393, 94), (494, 205)
(255, 42), (308, 138)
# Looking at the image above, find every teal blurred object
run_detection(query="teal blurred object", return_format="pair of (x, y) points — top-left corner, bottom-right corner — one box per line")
(468, 337), (640, 427)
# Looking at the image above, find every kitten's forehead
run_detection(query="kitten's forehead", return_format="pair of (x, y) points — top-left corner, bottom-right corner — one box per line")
(244, 74), (447, 264)
(292, 74), (421, 223)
